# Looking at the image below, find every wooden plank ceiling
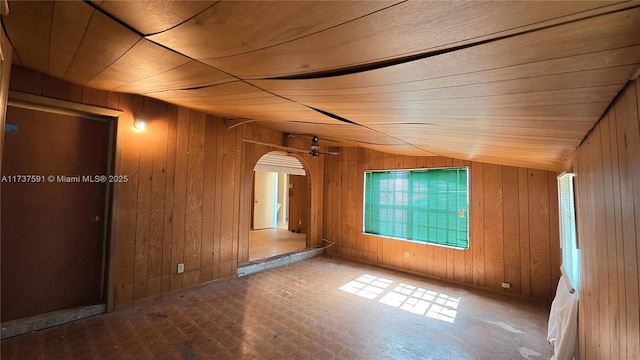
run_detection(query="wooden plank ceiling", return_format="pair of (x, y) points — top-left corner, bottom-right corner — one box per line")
(3, 0), (640, 171)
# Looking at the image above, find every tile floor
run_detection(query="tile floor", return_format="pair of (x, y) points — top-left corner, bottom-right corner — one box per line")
(1, 256), (553, 359)
(249, 229), (306, 261)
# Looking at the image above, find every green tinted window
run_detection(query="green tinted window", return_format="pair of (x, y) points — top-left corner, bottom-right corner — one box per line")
(364, 168), (469, 249)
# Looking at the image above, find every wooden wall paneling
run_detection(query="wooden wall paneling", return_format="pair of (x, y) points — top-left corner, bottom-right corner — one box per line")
(323, 155), (333, 253)
(615, 83), (640, 358)
(113, 94), (142, 305)
(369, 150), (384, 263)
(105, 92), (120, 310)
(347, 149), (359, 258)
(574, 139), (590, 358)
(9, 66), (44, 95)
(452, 159), (467, 282)
(170, 107), (190, 291)
(133, 97), (153, 300)
(591, 123), (608, 356)
(68, 83), (83, 104)
(161, 106), (178, 293)
(310, 155), (321, 247)
(42, 74), (70, 101)
(517, 167), (531, 297)
(502, 166), (520, 294)
(528, 169), (552, 302)
(146, 98), (169, 297)
(183, 111), (206, 287)
(219, 123), (237, 278)
(81, 87), (108, 108)
(482, 164), (504, 291)
(573, 146), (586, 357)
(347, 148), (358, 259)
(583, 124), (599, 359)
(361, 150), (371, 260)
(355, 149), (366, 259)
(212, 119), (225, 279)
(199, 116), (217, 279)
(548, 170), (561, 295)
(337, 152), (346, 257)
(231, 127), (242, 272)
(610, 97), (628, 358)
(444, 158), (455, 280)
(236, 140), (254, 265)
(599, 111), (621, 359)
(471, 161), (486, 287)
(322, 148), (559, 301)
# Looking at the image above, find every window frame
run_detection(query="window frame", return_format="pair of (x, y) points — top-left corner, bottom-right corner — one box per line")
(362, 166), (470, 250)
(557, 172), (580, 293)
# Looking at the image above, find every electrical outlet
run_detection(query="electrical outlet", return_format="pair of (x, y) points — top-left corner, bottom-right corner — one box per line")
(501, 282), (511, 289)
(404, 251), (410, 259)
(177, 263), (184, 274)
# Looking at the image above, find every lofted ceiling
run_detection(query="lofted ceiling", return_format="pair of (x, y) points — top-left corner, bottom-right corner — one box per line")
(3, 0), (640, 171)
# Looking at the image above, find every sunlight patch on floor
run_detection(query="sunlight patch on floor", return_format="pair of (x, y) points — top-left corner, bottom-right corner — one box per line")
(340, 274), (460, 323)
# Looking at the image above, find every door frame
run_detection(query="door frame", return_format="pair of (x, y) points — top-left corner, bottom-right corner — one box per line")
(7, 90), (123, 312)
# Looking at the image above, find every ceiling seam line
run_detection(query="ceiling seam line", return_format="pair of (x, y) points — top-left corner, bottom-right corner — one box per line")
(263, 4), (640, 81)
(183, 0), (411, 61)
(142, 1), (222, 37)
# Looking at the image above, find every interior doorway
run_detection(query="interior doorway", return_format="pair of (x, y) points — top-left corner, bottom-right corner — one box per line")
(250, 152), (309, 261)
(1, 104), (113, 322)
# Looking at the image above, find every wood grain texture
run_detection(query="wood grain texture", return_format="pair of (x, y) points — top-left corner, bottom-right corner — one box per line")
(205, 1), (633, 78)
(323, 148), (560, 303)
(3, 1), (640, 173)
(569, 77), (640, 359)
(7, 66), (332, 308)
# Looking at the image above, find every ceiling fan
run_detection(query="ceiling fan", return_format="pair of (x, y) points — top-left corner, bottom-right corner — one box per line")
(308, 136), (339, 157)
(242, 135), (339, 157)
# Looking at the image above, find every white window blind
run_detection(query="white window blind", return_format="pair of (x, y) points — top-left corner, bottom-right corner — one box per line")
(557, 173), (579, 292)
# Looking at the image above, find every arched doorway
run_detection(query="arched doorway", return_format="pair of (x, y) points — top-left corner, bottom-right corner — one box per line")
(249, 151), (311, 261)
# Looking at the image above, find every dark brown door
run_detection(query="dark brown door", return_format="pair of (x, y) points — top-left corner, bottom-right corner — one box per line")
(1, 105), (110, 321)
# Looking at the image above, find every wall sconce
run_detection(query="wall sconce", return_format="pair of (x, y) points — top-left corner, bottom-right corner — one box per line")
(134, 119), (147, 131)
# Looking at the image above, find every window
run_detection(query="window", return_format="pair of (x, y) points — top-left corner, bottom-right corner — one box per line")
(363, 167), (469, 249)
(557, 173), (580, 291)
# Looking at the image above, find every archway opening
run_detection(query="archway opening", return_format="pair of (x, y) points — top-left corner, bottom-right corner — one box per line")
(250, 151), (310, 261)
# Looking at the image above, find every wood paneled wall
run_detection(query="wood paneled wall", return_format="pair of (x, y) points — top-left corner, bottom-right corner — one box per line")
(323, 149), (561, 303)
(568, 78), (640, 359)
(7, 66), (324, 308)
(288, 174), (310, 234)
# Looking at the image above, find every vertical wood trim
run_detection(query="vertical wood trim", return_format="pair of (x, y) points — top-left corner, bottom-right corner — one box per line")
(113, 94), (141, 305)
(161, 105), (178, 294)
(133, 97), (153, 300)
(471, 162), (485, 288)
(170, 107), (189, 291)
(146, 101), (168, 297)
(503, 166), (521, 294)
(518, 168), (531, 297)
(183, 111), (205, 287)
(483, 164), (504, 292)
(528, 169), (552, 301)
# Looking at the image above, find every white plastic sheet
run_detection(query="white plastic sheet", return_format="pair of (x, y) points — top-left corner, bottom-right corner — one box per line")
(548, 266), (578, 360)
